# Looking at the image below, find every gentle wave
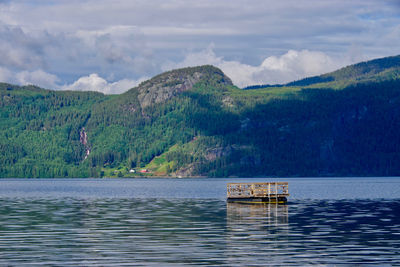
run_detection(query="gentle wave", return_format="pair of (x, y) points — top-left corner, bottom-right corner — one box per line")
(0, 198), (399, 265)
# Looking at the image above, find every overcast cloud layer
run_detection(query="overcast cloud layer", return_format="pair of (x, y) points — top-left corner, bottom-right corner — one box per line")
(0, 0), (399, 93)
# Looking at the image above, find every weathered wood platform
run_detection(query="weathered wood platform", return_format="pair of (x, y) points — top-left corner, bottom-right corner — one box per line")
(227, 182), (289, 204)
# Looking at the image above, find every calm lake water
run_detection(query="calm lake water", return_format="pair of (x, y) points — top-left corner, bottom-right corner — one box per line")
(0, 177), (399, 266)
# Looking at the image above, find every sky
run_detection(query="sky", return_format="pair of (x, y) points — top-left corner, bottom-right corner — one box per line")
(0, 0), (399, 93)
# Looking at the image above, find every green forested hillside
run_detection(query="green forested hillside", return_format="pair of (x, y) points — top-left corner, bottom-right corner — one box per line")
(1, 59), (400, 178)
(0, 84), (106, 177)
(245, 55), (400, 89)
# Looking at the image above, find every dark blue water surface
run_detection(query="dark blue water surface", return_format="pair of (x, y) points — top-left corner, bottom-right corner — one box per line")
(0, 177), (399, 265)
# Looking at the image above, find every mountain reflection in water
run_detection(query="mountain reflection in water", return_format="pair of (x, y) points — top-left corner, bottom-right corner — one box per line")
(0, 198), (399, 265)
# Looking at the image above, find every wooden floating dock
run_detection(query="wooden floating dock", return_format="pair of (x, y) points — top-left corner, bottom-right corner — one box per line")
(227, 182), (289, 204)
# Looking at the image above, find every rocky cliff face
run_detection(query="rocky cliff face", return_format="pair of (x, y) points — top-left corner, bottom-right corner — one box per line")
(137, 71), (203, 109)
(130, 65), (233, 109)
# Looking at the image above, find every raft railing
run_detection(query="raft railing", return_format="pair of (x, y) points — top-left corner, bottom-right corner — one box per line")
(227, 182), (289, 199)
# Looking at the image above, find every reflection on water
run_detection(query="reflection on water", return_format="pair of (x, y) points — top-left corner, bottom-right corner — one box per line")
(0, 198), (399, 265)
(226, 203), (290, 266)
(227, 202), (289, 225)
(226, 200), (400, 265)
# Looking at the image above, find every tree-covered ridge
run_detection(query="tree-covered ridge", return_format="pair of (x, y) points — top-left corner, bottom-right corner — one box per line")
(0, 83), (106, 177)
(245, 54), (400, 89)
(1, 58), (400, 178)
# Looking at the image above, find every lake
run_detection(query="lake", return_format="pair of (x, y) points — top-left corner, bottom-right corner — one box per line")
(0, 177), (399, 265)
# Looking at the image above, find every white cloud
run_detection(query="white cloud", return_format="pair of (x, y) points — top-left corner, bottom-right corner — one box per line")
(62, 73), (146, 94)
(0, 0), (399, 90)
(15, 69), (60, 89)
(0, 63), (145, 94)
(0, 66), (61, 89)
(164, 47), (346, 87)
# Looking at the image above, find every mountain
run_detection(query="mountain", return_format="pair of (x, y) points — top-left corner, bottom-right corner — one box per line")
(1, 58), (400, 178)
(245, 55), (400, 89)
(287, 54), (400, 87)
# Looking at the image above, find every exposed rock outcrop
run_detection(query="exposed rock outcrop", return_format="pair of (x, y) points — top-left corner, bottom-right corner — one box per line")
(205, 146), (232, 161)
(130, 65), (233, 109)
(137, 72), (202, 108)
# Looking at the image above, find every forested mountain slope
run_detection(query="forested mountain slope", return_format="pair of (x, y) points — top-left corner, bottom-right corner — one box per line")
(1, 59), (400, 178)
(245, 55), (400, 89)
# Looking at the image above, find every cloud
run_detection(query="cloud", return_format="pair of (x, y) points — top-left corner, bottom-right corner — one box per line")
(0, 0), (399, 90)
(0, 66), (144, 94)
(76, 26), (154, 74)
(0, 67), (60, 90)
(164, 47), (346, 87)
(258, 50), (340, 81)
(0, 20), (154, 87)
(15, 69), (60, 89)
(0, 66), (12, 82)
(0, 24), (47, 70)
(62, 73), (145, 94)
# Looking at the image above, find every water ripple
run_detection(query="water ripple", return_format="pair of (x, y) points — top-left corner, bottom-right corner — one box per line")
(0, 198), (399, 265)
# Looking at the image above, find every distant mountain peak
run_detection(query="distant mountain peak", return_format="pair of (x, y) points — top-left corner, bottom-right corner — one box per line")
(244, 54), (400, 89)
(128, 65), (233, 108)
(287, 54), (400, 87)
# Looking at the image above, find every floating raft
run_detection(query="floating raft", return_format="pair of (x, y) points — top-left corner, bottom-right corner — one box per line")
(227, 182), (289, 204)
